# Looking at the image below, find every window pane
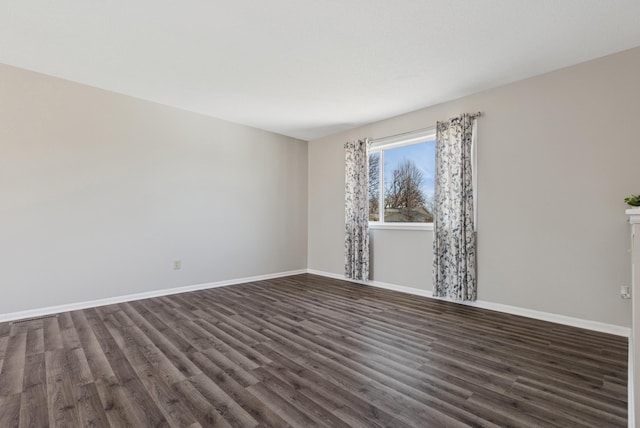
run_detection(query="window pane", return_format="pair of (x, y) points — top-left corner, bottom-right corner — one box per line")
(383, 141), (435, 223)
(368, 152), (380, 221)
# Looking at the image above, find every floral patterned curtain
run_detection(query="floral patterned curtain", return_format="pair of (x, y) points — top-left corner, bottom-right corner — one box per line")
(433, 114), (477, 300)
(345, 139), (370, 280)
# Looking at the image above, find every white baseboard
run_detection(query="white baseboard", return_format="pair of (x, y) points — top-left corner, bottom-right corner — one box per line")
(2, 267), (631, 338)
(629, 335), (635, 428)
(306, 269), (631, 337)
(0, 269), (307, 323)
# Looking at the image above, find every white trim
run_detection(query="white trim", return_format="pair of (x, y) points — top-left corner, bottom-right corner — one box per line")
(629, 334), (635, 428)
(465, 299), (630, 337)
(378, 149), (384, 221)
(0, 269), (307, 323)
(370, 127), (436, 150)
(306, 269), (631, 337)
(626, 209), (639, 427)
(3, 266), (629, 337)
(627, 208), (640, 224)
(369, 222), (433, 231)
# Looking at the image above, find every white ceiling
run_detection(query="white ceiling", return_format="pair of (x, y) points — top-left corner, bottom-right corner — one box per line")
(2, 1), (640, 141)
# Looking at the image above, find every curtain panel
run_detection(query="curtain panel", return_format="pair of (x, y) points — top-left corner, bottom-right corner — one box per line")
(344, 139), (370, 280)
(433, 114), (477, 300)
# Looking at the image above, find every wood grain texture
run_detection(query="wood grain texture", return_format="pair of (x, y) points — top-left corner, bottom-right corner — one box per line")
(0, 274), (628, 427)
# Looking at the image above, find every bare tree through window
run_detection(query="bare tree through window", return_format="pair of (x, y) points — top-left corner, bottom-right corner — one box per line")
(384, 159), (433, 222)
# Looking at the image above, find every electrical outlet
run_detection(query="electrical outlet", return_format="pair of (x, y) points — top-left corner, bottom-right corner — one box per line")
(173, 260), (182, 270)
(620, 285), (631, 299)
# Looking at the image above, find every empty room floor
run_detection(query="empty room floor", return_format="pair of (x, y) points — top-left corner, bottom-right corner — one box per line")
(0, 274), (628, 427)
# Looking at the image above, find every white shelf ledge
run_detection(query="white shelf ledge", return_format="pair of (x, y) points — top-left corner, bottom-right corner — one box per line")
(627, 208), (640, 224)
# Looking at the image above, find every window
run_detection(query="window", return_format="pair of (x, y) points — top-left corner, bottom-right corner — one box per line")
(369, 129), (436, 225)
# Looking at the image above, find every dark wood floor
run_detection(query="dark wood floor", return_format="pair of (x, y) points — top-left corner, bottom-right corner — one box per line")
(0, 274), (628, 427)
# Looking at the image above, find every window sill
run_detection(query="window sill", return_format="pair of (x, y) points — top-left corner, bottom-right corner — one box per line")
(369, 222), (433, 231)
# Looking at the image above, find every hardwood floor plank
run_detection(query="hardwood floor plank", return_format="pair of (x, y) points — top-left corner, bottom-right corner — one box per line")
(508, 379), (626, 427)
(94, 376), (144, 427)
(111, 309), (187, 386)
(45, 349), (81, 427)
(23, 352), (46, 390)
(72, 382), (110, 428)
(0, 393), (21, 427)
(61, 319), (82, 350)
(256, 355), (412, 428)
(133, 363), (200, 427)
(247, 382), (320, 428)
(254, 343), (397, 418)
(42, 317), (63, 352)
(122, 302), (202, 378)
(0, 333), (27, 396)
(295, 344), (488, 427)
(171, 377), (234, 428)
(10, 320), (41, 337)
(0, 336), (8, 374)
(187, 372), (258, 428)
(57, 312), (75, 331)
(0, 322), (10, 338)
(25, 326), (44, 356)
(190, 352), (291, 428)
(89, 309), (170, 427)
(515, 375), (627, 417)
(70, 310), (116, 383)
(19, 383), (48, 428)
(252, 366), (353, 428)
(194, 318), (271, 366)
(200, 347), (260, 387)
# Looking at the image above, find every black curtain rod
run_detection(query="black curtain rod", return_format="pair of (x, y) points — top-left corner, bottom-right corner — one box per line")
(370, 112), (482, 144)
(447, 111), (482, 121)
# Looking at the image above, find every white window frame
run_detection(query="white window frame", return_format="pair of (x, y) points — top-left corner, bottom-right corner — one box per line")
(369, 128), (437, 231)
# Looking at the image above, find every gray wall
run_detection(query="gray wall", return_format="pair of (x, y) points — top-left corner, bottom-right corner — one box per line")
(308, 47), (640, 327)
(3, 47), (639, 328)
(0, 64), (308, 314)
